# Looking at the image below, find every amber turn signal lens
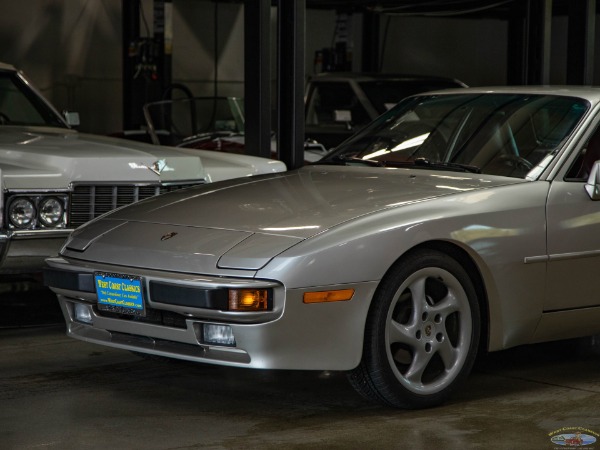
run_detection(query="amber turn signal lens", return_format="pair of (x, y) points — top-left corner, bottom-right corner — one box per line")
(303, 289), (355, 304)
(229, 289), (269, 311)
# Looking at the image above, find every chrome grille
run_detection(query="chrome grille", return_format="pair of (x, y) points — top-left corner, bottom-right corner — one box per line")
(69, 183), (202, 228)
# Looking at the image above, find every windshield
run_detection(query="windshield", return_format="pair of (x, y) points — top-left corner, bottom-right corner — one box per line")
(144, 97), (245, 146)
(359, 79), (463, 113)
(0, 71), (66, 127)
(321, 93), (589, 179)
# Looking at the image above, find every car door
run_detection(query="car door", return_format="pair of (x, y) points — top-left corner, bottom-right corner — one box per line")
(545, 124), (600, 311)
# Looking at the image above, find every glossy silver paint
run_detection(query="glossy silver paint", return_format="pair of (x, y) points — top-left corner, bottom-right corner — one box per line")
(46, 87), (600, 373)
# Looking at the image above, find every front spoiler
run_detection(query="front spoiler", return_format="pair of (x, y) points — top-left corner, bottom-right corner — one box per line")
(55, 283), (375, 370)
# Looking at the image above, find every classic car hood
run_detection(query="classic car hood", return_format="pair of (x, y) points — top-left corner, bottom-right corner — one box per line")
(188, 147), (286, 182)
(0, 127), (205, 189)
(63, 166), (525, 272)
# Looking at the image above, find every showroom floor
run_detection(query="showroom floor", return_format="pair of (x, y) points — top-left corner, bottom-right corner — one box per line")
(1, 279), (599, 450)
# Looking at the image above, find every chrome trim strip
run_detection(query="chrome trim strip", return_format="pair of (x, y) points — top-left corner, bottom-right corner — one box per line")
(1, 229), (72, 239)
(5, 188), (70, 194)
(548, 249), (600, 261)
(70, 179), (206, 187)
(525, 249), (600, 264)
(524, 255), (548, 264)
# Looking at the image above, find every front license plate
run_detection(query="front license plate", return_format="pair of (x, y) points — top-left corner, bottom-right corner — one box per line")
(95, 272), (145, 316)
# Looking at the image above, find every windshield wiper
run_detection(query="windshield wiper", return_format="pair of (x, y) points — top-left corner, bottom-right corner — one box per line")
(409, 157), (481, 173)
(317, 154), (385, 167)
(317, 155), (480, 173)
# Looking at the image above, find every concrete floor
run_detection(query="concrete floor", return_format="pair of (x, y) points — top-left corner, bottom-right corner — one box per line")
(1, 279), (600, 450)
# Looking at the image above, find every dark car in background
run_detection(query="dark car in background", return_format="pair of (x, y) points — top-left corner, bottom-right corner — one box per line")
(304, 72), (467, 149)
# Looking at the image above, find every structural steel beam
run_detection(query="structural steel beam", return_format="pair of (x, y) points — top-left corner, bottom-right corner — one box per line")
(507, 0), (552, 85)
(277, 0), (306, 170)
(244, 0), (272, 159)
(122, 0), (140, 130)
(567, 0), (595, 85)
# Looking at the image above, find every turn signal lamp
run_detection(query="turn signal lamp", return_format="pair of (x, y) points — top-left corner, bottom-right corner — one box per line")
(228, 289), (269, 311)
(303, 289), (355, 304)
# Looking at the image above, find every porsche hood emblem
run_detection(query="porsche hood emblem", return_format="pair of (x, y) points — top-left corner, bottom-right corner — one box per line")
(160, 232), (178, 241)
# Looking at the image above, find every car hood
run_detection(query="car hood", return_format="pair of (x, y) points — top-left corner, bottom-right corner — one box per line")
(188, 147), (286, 182)
(0, 127), (205, 189)
(63, 165), (524, 272)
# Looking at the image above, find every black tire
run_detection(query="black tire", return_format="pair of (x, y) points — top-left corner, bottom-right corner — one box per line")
(348, 249), (481, 409)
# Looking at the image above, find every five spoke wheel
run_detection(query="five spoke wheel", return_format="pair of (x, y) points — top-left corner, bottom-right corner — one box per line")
(348, 249), (480, 409)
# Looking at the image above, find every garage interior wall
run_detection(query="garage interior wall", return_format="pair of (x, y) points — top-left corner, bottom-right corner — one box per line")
(0, 0), (595, 135)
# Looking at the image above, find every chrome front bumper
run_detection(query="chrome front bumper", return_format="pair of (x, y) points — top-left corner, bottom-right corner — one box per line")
(0, 229), (71, 273)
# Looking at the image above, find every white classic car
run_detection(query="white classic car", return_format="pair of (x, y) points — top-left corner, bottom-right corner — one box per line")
(0, 62), (285, 273)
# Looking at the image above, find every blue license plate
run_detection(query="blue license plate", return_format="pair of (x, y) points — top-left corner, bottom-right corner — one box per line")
(94, 273), (145, 316)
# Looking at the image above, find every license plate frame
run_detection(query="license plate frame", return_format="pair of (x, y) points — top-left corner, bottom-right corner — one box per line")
(94, 272), (145, 317)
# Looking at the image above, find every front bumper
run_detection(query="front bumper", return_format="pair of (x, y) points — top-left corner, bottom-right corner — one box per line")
(45, 258), (377, 370)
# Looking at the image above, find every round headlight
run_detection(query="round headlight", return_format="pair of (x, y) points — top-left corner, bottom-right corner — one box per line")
(39, 197), (64, 227)
(9, 198), (36, 228)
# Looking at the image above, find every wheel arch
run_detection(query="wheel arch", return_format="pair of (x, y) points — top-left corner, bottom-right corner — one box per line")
(376, 239), (490, 354)
(350, 238), (490, 408)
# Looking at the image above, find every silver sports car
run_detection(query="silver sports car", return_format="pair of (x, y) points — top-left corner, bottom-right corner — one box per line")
(45, 87), (600, 409)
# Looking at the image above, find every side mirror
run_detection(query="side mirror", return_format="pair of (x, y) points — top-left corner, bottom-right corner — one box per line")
(63, 111), (80, 127)
(584, 160), (600, 200)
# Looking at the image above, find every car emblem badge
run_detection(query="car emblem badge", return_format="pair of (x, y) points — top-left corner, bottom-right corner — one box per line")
(160, 232), (178, 241)
(149, 159), (167, 175)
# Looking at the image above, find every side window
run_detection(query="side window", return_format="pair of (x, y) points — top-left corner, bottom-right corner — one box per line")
(0, 77), (46, 125)
(565, 126), (600, 181)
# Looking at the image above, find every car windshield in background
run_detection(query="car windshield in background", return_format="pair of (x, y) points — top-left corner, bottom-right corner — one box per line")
(358, 79), (464, 113)
(0, 72), (66, 128)
(322, 93), (589, 179)
(144, 97), (245, 146)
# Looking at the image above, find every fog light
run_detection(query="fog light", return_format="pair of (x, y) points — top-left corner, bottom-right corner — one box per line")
(203, 323), (235, 346)
(74, 303), (93, 324)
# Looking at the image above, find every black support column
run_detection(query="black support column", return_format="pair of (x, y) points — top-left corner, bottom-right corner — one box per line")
(122, 0), (140, 130)
(566, 0), (595, 85)
(277, 0), (306, 170)
(154, 0), (173, 97)
(122, 0), (172, 131)
(507, 0), (552, 85)
(244, 0), (272, 159)
(361, 10), (380, 72)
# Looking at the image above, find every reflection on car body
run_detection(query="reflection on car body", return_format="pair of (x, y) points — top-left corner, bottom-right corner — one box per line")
(45, 86), (600, 409)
